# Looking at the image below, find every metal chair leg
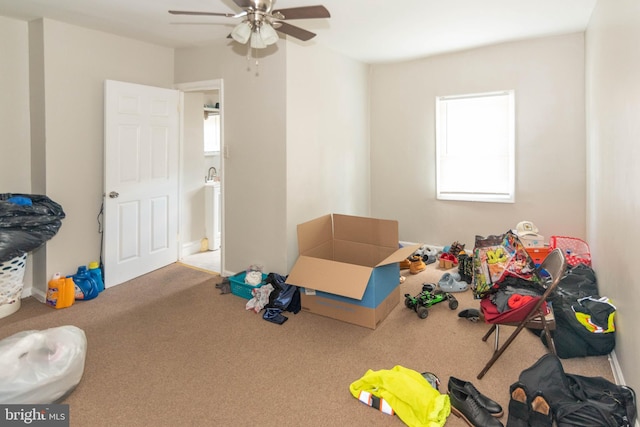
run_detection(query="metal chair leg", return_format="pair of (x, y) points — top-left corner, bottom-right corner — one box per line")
(477, 322), (529, 380)
(481, 324), (497, 342)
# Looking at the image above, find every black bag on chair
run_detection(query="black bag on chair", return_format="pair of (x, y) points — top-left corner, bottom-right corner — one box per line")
(517, 354), (637, 427)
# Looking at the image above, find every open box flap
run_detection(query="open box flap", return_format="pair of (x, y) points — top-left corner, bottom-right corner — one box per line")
(333, 214), (399, 248)
(297, 214), (333, 255)
(287, 256), (373, 300)
(376, 244), (421, 267)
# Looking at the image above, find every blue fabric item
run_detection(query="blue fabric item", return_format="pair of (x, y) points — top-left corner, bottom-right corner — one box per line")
(271, 285), (297, 310)
(263, 308), (288, 325)
(7, 196), (32, 206)
(265, 273), (301, 313)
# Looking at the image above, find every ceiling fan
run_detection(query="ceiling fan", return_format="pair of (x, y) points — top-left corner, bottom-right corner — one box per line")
(169, 0), (330, 49)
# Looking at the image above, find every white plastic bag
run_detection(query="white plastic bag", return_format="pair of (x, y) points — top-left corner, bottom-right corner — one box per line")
(0, 325), (87, 404)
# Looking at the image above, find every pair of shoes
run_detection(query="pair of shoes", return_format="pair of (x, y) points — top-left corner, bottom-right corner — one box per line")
(439, 252), (459, 269)
(449, 386), (504, 427)
(422, 254), (437, 265)
(449, 377), (503, 417)
(438, 272), (468, 292)
(449, 241), (466, 257)
(409, 255), (426, 274)
(399, 258), (411, 269)
(457, 253), (474, 284)
(507, 382), (552, 427)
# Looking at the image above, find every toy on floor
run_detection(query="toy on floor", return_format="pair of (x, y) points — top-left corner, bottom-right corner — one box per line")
(404, 283), (458, 319)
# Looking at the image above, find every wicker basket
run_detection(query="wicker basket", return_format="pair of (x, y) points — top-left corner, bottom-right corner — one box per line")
(0, 253), (27, 318)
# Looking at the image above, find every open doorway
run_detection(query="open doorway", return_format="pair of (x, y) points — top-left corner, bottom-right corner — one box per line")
(175, 79), (224, 275)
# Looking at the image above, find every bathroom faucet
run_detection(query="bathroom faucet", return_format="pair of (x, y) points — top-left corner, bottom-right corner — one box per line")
(207, 167), (217, 182)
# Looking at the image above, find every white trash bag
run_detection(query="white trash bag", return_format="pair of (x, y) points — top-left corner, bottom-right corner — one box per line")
(0, 325), (87, 404)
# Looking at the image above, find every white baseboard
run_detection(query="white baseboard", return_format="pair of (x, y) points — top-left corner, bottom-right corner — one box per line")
(18, 286), (45, 303)
(182, 240), (204, 257)
(609, 350), (625, 385)
(608, 350), (639, 427)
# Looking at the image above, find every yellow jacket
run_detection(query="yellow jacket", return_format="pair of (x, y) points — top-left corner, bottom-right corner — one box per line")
(349, 365), (450, 427)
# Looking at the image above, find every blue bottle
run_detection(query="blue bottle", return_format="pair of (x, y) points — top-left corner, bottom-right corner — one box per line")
(88, 261), (105, 292)
(72, 266), (99, 300)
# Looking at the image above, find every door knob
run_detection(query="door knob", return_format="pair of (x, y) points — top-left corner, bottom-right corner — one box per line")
(109, 191), (119, 199)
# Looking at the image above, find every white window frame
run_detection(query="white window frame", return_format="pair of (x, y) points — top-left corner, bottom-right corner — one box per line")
(435, 90), (515, 203)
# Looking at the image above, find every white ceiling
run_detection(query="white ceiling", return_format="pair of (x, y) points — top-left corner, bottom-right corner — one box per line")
(0, 0), (597, 64)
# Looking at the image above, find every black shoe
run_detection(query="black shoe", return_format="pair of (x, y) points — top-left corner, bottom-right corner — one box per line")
(449, 387), (504, 427)
(448, 376), (503, 417)
(458, 308), (481, 322)
(528, 392), (552, 427)
(506, 382), (529, 427)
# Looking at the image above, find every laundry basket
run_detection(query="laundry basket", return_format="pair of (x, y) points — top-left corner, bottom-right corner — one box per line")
(549, 236), (591, 267)
(0, 253), (27, 319)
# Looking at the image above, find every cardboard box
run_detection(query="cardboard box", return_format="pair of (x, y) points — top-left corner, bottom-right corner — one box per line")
(286, 214), (419, 329)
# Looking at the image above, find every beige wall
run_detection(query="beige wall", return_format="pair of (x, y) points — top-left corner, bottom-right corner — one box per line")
(586, 0), (640, 393)
(175, 41), (371, 275)
(175, 42), (289, 276)
(285, 42), (371, 270)
(0, 17), (34, 289)
(370, 33), (587, 248)
(0, 17), (31, 193)
(21, 18), (175, 298)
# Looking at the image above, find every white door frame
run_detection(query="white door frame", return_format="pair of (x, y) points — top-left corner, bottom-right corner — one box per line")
(175, 79), (225, 274)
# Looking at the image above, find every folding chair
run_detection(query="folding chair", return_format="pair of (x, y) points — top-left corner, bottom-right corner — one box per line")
(477, 248), (567, 379)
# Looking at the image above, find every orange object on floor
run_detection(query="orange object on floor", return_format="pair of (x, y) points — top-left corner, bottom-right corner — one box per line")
(399, 258), (411, 269)
(409, 255), (426, 274)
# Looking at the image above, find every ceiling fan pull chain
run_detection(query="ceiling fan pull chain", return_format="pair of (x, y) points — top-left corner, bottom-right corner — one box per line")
(255, 48), (260, 74)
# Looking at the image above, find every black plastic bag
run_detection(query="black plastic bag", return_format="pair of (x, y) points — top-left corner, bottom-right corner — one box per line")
(0, 194), (65, 263)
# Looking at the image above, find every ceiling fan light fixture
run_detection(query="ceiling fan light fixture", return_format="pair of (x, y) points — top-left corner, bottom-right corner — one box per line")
(260, 22), (279, 45)
(231, 21), (251, 44)
(250, 31), (267, 49)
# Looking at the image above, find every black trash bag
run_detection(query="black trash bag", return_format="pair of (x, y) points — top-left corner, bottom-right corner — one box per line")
(0, 194), (66, 263)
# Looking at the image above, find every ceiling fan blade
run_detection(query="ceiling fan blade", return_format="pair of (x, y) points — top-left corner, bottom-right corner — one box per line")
(169, 10), (236, 17)
(273, 22), (316, 41)
(232, 0), (253, 8)
(273, 5), (330, 20)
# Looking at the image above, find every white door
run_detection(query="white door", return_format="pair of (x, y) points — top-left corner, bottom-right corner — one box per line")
(104, 80), (180, 288)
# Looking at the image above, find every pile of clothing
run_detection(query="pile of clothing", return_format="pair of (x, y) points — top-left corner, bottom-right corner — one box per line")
(245, 273), (301, 325)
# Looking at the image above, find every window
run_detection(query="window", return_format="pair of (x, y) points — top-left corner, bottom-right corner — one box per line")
(204, 111), (220, 154)
(435, 90), (515, 203)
